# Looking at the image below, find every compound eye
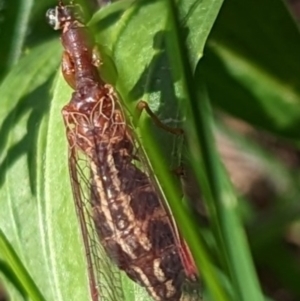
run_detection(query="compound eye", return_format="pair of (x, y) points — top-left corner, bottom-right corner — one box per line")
(46, 7), (62, 30)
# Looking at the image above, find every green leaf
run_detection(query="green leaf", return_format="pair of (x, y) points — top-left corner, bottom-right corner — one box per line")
(0, 0), (223, 300)
(0, 0), (34, 79)
(204, 0), (300, 138)
(0, 39), (63, 301)
(0, 230), (45, 301)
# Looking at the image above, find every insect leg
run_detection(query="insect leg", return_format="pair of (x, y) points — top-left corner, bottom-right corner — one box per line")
(92, 46), (102, 67)
(61, 51), (76, 89)
(135, 100), (184, 135)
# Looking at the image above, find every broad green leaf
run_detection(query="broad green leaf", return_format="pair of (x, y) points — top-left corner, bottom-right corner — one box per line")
(0, 0), (223, 301)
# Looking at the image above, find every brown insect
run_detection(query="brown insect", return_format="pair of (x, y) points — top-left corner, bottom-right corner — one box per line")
(46, 1), (199, 300)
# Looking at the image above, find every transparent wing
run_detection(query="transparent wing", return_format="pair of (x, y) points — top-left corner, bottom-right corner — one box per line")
(69, 150), (126, 301)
